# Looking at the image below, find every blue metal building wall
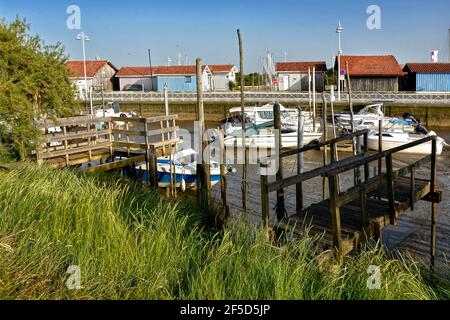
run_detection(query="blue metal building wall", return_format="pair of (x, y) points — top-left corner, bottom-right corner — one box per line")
(155, 76), (197, 92)
(416, 73), (450, 92)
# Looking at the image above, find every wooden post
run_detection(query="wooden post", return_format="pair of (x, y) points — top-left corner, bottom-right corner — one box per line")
(312, 67), (316, 132)
(410, 165), (416, 211)
(274, 102), (285, 221)
(148, 145), (158, 188)
(308, 67), (313, 129)
(360, 189), (368, 227)
(363, 131), (370, 180)
(345, 61), (359, 186)
(219, 127), (230, 221)
(63, 125), (69, 166)
(237, 29), (248, 212)
(378, 119), (383, 174)
(144, 120), (151, 185)
(430, 138), (437, 267)
(425, 107), (429, 128)
(328, 173), (342, 254)
(386, 154), (396, 224)
(108, 120), (114, 159)
(296, 108), (304, 214)
(260, 163), (270, 237)
(330, 85), (341, 192)
(322, 93), (328, 200)
(196, 58), (210, 208)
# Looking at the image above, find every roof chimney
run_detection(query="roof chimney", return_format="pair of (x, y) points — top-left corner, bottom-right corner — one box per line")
(431, 50), (439, 63)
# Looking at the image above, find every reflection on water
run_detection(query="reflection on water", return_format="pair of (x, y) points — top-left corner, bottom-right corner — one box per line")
(179, 121), (450, 265)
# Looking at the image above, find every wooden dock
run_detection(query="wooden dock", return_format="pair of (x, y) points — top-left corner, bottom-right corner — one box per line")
(33, 115), (179, 187)
(260, 129), (442, 265)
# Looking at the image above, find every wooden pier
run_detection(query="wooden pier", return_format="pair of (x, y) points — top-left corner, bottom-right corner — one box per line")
(34, 115), (179, 187)
(260, 130), (442, 264)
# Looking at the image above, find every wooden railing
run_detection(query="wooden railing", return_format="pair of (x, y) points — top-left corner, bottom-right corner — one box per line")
(34, 115), (179, 177)
(260, 130), (440, 258)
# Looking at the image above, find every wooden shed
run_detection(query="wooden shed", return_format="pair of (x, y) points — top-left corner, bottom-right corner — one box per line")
(402, 63), (450, 92)
(335, 55), (403, 92)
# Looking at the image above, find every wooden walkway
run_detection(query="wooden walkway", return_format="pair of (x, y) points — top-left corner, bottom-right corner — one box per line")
(260, 129), (442, 265)
(34, 115), (179, 187)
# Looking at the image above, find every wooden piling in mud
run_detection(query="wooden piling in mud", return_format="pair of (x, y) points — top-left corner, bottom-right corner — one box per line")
(196, 58), (210, 208)
(322, 93), (328, 200)
(274, 102), (285, 221)
(296, 107), (304, 214)
(237, 29), (248, 212)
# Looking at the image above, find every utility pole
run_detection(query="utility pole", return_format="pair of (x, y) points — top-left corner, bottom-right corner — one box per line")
(76, 31), (91, 113)
(336, 22), (343, 101)
(148, 49), (153, 91)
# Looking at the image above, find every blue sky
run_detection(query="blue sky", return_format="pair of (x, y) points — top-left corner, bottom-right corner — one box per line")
(1, 0), (450, 71)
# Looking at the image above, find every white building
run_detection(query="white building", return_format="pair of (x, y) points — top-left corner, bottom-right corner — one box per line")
(275, 61), (327, 92)
(208, 64), (239, 91)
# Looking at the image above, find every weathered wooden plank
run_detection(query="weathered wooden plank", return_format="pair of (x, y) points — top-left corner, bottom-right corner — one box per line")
(113, 141), (147, 149)
(43, 129), (110, 143)
(39, 142), (112, 159)
(112, 126), (179, 137)
(35, 116), (110, 128)
(151, 138), (180, 148)
(267, 153), (366, 192)
(82, 155), (146, 174)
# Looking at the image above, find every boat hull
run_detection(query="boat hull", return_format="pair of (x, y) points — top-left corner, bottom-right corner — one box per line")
(367, 135), (444, 155)
(224, 132), (323, 149)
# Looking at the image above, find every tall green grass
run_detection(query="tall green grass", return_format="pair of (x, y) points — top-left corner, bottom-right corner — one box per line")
(0, 164), (443, 299)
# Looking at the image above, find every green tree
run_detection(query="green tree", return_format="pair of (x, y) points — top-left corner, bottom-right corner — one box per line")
(0, 17), (76, 159)
(324, 68), (337, 86)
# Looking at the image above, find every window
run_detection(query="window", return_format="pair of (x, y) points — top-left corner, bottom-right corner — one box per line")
(185, 76), (192, 83)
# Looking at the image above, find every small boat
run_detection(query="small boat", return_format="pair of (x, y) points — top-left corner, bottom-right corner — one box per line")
(134, 148), (224, 190)
(367, 130), (445, 155)
(224, 129), (322, 149)
(223, 102), (320, 137)
(335, 103), (396, 131)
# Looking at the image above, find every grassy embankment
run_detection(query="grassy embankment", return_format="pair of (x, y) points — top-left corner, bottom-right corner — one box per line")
(0, 164), (449, 300)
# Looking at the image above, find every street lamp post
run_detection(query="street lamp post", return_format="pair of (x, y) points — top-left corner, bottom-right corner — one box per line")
(76, 31), (91, 113)
(336, 22), (343, 101)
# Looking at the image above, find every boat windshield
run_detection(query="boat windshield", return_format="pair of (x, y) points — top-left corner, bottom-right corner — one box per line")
(256, 111), (292, 120)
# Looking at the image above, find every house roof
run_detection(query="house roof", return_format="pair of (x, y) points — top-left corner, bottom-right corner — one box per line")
(66, 60), (118, 78)
(276, 61), (327, 73)
(208, 64), (237, 73)
(116, 65), (209, 77)
(335, 55), (403, 77)
(403, 63), (450, 73)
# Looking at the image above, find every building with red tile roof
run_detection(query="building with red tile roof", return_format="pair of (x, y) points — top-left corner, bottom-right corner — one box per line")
(402, 63), (450, 92)
(116, 65), (212, 92)
(66, 60), (118, 94)
(275, 61), (327, 92)
(334, 55), (403, 92)
(208, 64), (238, 90)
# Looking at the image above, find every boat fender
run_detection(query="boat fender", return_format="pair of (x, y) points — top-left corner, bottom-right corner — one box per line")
(181, 178), (186, 192)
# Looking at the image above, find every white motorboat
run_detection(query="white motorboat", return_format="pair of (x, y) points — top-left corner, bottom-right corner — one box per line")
(336, 103), (396, 131)
(223, 102), (320, 136)
(224, 129), (322, 149)
(367, 130), (446, 155)
(133, 148), (224, 190)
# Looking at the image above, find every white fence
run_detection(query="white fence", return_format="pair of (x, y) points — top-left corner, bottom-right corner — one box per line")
(83, 91), (450, 105)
